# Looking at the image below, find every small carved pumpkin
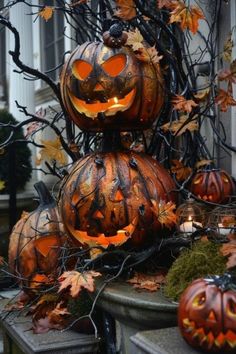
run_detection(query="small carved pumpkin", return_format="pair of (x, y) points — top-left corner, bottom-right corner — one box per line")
(8, 182), (66, 291)
(60, 27), (164, 131)
(178, 274), (236, 353)
(59, 151), (176, 248)
(190, 169), (235, 204)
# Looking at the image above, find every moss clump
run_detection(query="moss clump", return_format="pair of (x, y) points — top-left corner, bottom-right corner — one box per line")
(164, 241), (227, 301)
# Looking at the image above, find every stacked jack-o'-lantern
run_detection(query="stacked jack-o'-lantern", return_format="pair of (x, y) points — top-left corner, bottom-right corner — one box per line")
(59, 23), (176, 249)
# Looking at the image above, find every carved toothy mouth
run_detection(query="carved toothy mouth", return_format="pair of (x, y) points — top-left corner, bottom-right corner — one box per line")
(182, 318), (236, 350)
(68, 88), (136, 119)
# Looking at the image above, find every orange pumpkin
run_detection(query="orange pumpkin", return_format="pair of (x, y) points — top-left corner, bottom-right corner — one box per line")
(190, 169), (235, 204)
(59, 151), (176, 248)
(8, 182), (67, 291)
(178, 274), (236, 353)
(60, 25), (164, 132)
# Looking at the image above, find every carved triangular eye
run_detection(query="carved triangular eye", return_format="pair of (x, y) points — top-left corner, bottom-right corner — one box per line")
(92, 210), (105, 220)
(102, 54), (126, 77)
(72, 60), (93, 80)
(114, 188), (124, 201)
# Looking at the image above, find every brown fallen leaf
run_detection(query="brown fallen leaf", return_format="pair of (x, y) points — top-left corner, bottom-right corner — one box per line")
(221, 33), (233, 62)
(114, 0), (136, 21)
(218, 60), (236, 84)
(220, 234), (236, 269)
(135, 46), (163, 64)
(161, 115), (199, 136)
(215, 88), (236, 112)
(157, 0), (175, 9)
(39, 6), (54, 22)
(172, 95), (198, 113)
(194, 88), (210, 102)
(58, 270), (101, 298)
(171, 160), (192, 181)
(127, 272), (166, 292)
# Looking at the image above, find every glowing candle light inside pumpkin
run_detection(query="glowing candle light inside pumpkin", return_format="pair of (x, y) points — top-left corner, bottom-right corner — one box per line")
(179, 216), (202, 234)
(114, 97), (118, 104)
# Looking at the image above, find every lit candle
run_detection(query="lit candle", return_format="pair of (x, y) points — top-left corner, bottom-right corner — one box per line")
(179, 217), (202, 234)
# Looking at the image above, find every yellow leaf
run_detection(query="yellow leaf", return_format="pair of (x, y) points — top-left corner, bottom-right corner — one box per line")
(36, 137), (67, 166)
(0, 180), (5, 191)
(161, 115), (199, 136)
(39, 6), (54, 22)
(194, 88), (210, 101)
(125, 28), (144, 51)
(221, 34), (233, 62)
(195, 159), (212, 169)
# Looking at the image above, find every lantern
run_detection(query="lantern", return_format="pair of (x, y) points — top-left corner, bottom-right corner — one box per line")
(190, 168), (235, 204)
(207, 204), (236, 236)
(8, 182), (67, 291)
(60, 24), (165, 131)
(178, 273), (236, 352)
(59, 151), (176, 248)
(176, 198), (204, 237)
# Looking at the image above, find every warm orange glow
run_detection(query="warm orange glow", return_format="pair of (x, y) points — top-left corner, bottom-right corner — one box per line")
(68, 88), (136, 119)
(102, 54), (126, 77)
(72, 60), (93, 80)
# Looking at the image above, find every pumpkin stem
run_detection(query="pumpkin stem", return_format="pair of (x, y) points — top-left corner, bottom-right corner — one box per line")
(34, 181), (55, 206)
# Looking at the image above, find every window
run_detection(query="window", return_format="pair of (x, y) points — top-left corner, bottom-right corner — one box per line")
(40, 0), (65, 81)
(0, 25), (7, 103)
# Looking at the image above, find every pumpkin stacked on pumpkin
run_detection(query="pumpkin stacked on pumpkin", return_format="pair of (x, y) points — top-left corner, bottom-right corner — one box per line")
(59, 23), (176, 249)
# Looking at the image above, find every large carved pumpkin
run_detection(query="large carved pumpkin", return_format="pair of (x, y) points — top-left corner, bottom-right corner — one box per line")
(59, 151), (176, 248)
(190, 169), (235, 204)
(8, 182), (66, 291)
(178, 274), (236, 352)
(60, 26), (164, 131)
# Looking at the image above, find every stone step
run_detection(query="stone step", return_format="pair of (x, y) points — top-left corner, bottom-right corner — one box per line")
(130, 327), (203, 354)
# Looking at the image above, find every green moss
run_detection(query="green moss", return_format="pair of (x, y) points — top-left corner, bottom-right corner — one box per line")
(164, 241), (227, 302)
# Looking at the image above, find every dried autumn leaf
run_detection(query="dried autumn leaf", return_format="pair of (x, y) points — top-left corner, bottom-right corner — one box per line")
(161, 115), (199, 136)
(220, 234), (236, 269)
(172, 95), (198, 113)
(158, 200), (177, 229)
(25, 121), (42, 139)
(127, 272), (166, 292)
(221, 34), (233, 62)
(218, 60), (236, 84)
(115, 0), (136, 21)
(70, 0), (88, 6)
(221, 216), (236, 228)
(125, 28), (144, 51)
(135, 46), (163, 64)
(58, 270), (101, 298)
(36, 137), (67, 166)
(169, 1), (205, 34)
(215, 88), (236, 112)
(157, 0), (175, 9)
(171, 160), (192, 181)
(194, 88), (210, 102)
(195, 159), (212, 169)
(39, 6), (54, 22)
(0, 180), (5, 191)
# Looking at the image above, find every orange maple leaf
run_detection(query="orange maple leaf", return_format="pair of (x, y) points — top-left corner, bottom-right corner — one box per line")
(171, 160), (192, 181)
(135, 46), (163, 64)
(58, 270), (101, 298)
(115, 0), (136, 21)
(39, 6), (54, 22)
(127, 271), (166, 292)
(161, 115), (199, 136)
(215, 88), (236, 112)
(169, 1), (205, 34)
(172, 95), (198, 113)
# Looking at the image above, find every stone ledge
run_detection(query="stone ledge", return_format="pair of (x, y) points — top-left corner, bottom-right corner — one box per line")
(130, 327), (203, 354)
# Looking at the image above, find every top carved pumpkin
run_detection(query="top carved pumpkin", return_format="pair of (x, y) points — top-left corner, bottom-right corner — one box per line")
(60, 39), (165, 131)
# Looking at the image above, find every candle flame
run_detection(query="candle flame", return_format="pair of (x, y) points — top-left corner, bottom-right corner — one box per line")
(188, 216), (193, 221)
(114, 97), (118, 104)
